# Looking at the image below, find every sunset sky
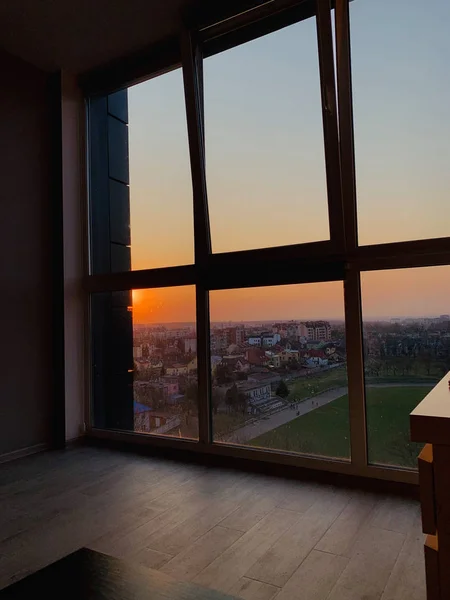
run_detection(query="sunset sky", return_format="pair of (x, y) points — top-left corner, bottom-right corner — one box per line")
(127, 0), (450, 324)
(131, 265), (450, 324)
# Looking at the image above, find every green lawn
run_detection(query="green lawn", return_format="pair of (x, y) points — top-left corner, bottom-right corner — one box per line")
(287, 367), (348, 402)
(213, 412), (247, 439)
(249, 386), (432, 468)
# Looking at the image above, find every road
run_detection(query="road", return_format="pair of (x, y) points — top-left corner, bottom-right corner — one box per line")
(223, 382), (433, 445)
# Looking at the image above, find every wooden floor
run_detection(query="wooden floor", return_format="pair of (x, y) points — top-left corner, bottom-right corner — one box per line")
(0, 446), (426, 600)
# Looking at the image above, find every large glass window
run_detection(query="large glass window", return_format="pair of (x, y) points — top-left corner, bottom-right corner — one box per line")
(87, 0), (450, 481)
(209, 283), (349, 459)
(351, 0), (450, 245)
(204, 17), (330, 253)
(92, 286), (198, 439)
(361, 266), (450, 467)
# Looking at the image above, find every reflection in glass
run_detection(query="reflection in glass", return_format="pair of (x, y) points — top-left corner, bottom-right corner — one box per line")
(92, 286), (198, 439)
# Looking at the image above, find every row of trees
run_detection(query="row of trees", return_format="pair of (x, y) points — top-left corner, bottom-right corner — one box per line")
(365, 355), (450, 379)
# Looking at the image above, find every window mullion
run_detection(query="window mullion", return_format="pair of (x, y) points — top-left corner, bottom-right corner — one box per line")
(316, 0), (345, 251)
(182, 30), (212, 444)
(344, 266), (367, 469)
(336, 0), (367, 470)
(181, 30), (211, 263)
(335, 0), (357, 251)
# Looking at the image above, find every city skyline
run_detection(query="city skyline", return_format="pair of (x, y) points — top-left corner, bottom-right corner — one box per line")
(131, 265), (450, 324)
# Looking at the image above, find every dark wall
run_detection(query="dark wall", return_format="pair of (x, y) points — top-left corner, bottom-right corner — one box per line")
(0, 50), (53, 456)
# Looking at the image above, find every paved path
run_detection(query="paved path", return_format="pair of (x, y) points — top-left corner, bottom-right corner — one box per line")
(223, 382), (433, 445)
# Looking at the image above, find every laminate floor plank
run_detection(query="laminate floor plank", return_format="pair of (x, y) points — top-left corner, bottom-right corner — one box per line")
(315, 492), (378, 557)
(381, 525), (426, 600)
(193, 509), (301, 593)
(219, 493), (279, 533)
(246, 490), (350, 587)
(131, 548), (174, 570)
(160, 526), (244, 582)
(370, 496), (421, 535)
(145, 497), (239, 555)
(275, 550), (349, 600)
(228, 577), (279, 600)
(326, 526), (406, 600)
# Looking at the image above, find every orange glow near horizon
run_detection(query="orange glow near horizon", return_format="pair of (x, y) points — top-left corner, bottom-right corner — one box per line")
(130, 266), (450, 325)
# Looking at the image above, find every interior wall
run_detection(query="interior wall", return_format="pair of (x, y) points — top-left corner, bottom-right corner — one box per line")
(62, 71), (86, 441)
(0, 49), (53, 457)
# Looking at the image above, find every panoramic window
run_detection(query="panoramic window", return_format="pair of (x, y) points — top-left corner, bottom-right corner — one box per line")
(92, 286), (198, 439)
(87, 0), (450, 480)
(361, 266), (450, 468)
(209, 283), (349, 459)
(351, 0), (450, 245)
(204, 17), (330, 253)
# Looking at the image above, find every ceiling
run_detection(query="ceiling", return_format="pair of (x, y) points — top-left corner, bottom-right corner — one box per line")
(0, 0), (251, 74)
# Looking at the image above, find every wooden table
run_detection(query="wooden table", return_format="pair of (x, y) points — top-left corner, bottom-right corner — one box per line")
(0, 548), (238, 600)
(410, 371), (450, 600)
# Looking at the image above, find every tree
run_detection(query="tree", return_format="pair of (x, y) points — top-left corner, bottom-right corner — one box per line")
(211, 389), (222, 415)
(183, 382), (198, 426)
(276, 380), (289, 398)
(237, 392), (247, 416)
(225, 384), (239, 413)
(215, 364), (233, 385)
(235, 371), (248, 381)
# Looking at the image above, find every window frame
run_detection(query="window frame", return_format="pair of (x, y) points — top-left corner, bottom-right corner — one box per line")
(82, 0), (450, 484)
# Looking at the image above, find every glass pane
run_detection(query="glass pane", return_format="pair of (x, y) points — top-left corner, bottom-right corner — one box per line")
(129, 70), (194, 269)
(92, 286), (198, 439)
(351, 0), (450, 245)
(209, 283), (349, 459)
(204, 17), (330, 253)
(361, 266), (450, 468)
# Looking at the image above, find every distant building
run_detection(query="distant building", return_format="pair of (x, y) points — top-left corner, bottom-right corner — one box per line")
(221, 355), (250, 372)
(166, 363), (188, 376)
(184, 337), (197, 353)
(245, 347), (268, 366)
(210, 355), (223, 374)
(280, 349), (300, 364)
(237, 381), (271, 402)
(133, 345), (142, 359)
(210, 330), (228, 352)
(265, 351), (281, 368)
(248, 333), (281, 347)
(134, 402), (181, 435)
(304, 321), (331, 341)
(166, 328), (193, 339)
(187, 356), (198, 373)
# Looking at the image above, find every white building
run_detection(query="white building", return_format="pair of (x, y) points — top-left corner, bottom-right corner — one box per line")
(248, 333), (281, 347)
(184, 337), (197, 353)
(304, 321), (331, 341)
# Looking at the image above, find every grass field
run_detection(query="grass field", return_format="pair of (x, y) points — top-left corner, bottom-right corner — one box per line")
(287, 367), (348, 402)
(249, 386), (432, 468)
